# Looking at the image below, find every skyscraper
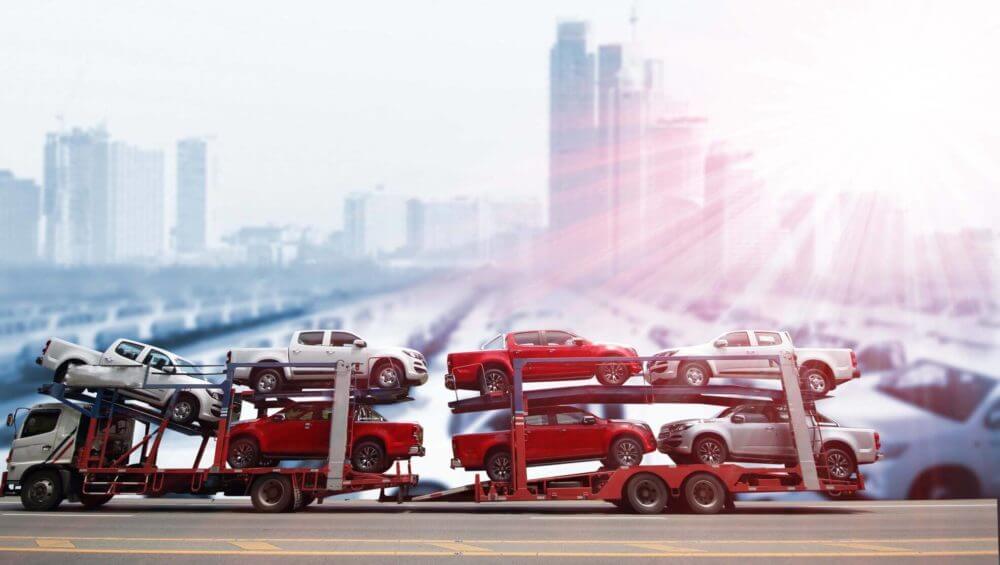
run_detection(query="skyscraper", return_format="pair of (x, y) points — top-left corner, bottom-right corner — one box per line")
(176, 137), (210, 254)
(44, 127), (111, 265)
(0, 170), (41, 264)
(109, 142), (166, 261)
(548, 21), (596, 233)
(343, 187), (408, 258)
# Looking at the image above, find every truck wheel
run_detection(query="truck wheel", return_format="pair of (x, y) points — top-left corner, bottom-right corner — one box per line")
(485, 449), (513, 482)
(20, 470), (64, 511)
(79, 493), (114, 509)
(251, 369), (283, 394)
(801, 367), (832, 396)
(683, 472), (727, 514)
(373, 361), (402, 389)
(625, 473), (668, 514)
(351, 441), (387, 473)
(228, 437), (261, 469)
(596, 363), (629, 386)
(480, 368), (510, 394)
(608, 436), (644, 468)
(168, 392), (199, 425)
(693, 435), (728, 465)
(250, 474), (295, 513)
(678, 362), (710, 386)
(818, 446), (856, 481)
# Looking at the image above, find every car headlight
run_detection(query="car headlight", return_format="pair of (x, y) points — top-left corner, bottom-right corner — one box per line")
(403, 350), (422, 360)
(208, 391), (222, 401)
(670, 423), (693, 432)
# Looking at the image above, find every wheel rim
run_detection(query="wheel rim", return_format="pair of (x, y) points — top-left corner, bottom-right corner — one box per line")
(633, 479), (662, 509)
(691, 479), (718, 508)
(490, 453), (512, 481)
(615, 440), (641, 466)
(258, 479), (285, 508)
(231, 442), (257, 468)
(599, 364), (627, 384)
(256, 372), (278, 393)
(28, 478), (55, 505)
(378, 366), (400, 388)
(484, 370), (507, 393)
(355, 445), (382, 472)
(826, 451), (852, 480)
(171, 400), (193, 422)
(697, 439), (724, 465)
(685, 366), (705, 385)
(807, 371), (827, 393)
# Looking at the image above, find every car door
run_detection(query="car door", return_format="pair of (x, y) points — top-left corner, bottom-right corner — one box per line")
(726, 406), (775, 458)
(540, 331), (585, 379)
(103, 341), (156, 405)
(553, 408), (605, 458)
(289, 331), (329, 380)
(509, 332), (545, 380)
(752, 331), (785, 377)
(523, 412), (558, 462)
(762, 406), (795, 457)
(712, 331), (755, 376)
(262, 405), (314, 456)
(9, 408), (66, 473)
(138, 348), (177, 406)
(328, 331), (367, 377)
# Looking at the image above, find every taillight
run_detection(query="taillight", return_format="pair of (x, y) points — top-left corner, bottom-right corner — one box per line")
(226, 351), (232, 363)
(42, 340), (51, 355)
(874, 432), (881, 450)
(413, 426), (423, 443)
(851, 351), (857, 367)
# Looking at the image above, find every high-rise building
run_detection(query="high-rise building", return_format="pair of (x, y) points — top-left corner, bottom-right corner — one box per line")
(44, 127), (111, 265)
(406, 198), (425, 252)
(109, 142), (165, 262)
(549, 21), (596, 234)
(343, 187), (408, 258)
(0, 170), (41, 264)
(176, 137), (211, 254)
(642, 116), (707, 252)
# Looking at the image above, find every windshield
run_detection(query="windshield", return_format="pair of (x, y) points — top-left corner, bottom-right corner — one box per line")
(481, 334), (505, 350)
(877, 362), (996, 422)
(172, 357), (215, 381)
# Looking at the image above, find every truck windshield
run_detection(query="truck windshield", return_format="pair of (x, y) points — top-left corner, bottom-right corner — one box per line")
(877, 362), (996, 422)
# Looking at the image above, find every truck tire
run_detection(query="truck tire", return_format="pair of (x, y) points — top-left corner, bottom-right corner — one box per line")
(250, 474), (295, 513)
(167, 392), (199, 425)
(683, 472), (727, 514)
(79, 493), (114, 509)
(800, 367), (832, 397)
(677, 362), (710, 386)
(608, 436), (644, 468)
(372, 361), (402, 389)
(818, 445), (856, 481)
(251, 368), (284, 394)
(20, 470), (64, 511)
(351, 440), (387, 473)
(625, 473), (668, 514)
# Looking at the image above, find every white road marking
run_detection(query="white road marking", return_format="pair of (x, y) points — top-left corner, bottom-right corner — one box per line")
(2, 513), (135, 517)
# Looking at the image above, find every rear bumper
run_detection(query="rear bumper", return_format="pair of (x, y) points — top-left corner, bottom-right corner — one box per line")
(408, 446), (426, 457)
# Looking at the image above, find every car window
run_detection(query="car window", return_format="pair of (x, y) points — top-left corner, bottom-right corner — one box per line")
(114, 341), (144, 361)
(723, 332), (751, 347)
(525, 414), (549, 426)
(513, 332), (541, 346)
(754, 332), (782, 346)
(354, 406), (386, 422)
(481, 335), (505, 350)
(330, 331), (360, 347)
(143, 349), (172, 370)
(544, 331), (575, 346)
(984, 397), (1000, 430)
(877, 362), (996, 422)
(298, 331), (324, 346)
(20, 410), (60, 438)
(280, 406), (314, 421)
(555, 411), (587, 424)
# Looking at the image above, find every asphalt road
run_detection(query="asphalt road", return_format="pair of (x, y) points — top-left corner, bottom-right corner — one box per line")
(0, 497), (995, 563)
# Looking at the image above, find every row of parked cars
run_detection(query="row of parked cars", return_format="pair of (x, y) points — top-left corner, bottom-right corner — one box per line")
(32, 326), (876, 485)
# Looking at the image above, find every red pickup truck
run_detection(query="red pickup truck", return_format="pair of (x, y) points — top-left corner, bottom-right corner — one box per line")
(227, 402), (424, 473)
(445, 330), (642, 394)
(450, 405), (657, 481)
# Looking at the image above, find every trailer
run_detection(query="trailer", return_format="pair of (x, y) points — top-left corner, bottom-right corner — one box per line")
(413, 352), (864, 514)
(3, 360), (418, 513)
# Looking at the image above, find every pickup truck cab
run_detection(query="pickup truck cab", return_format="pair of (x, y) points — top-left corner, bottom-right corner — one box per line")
(37, 337), (224, 425)
(450, 405), (656, 481)
(228, 330), (428, 394)
(2, 403), (134, 510)
(646, 330), (860, 396)
(445, 330), (642, 395)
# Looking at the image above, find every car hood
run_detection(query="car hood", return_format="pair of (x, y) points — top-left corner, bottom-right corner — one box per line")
(611, 419), (653, 429)
(660, 418), (714, 429)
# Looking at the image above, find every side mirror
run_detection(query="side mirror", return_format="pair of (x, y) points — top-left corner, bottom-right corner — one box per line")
(714, 339), (728, 348)
(5, 413), (13, 427)
(570, 337), (586, 346)
(162, 365), (176, 374)
(353, 339), (367, 348)
(582, 415), (597, 425)
(271, 413), (286, 422)
(731, 414), (746, 424)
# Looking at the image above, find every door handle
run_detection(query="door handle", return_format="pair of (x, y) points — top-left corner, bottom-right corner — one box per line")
(292, 349), (301, 354)
(326, 350), (334, 355)
(548, 349), (556, 353)
(304, 423), (311, 429)
(41, 445), (51, 451)
(765, 426), (776, 430)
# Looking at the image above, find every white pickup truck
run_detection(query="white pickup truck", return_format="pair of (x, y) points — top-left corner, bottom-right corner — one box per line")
(646, 330), (860, 396)
(228, 329), (429, 394)
(36, 338), (225, 425)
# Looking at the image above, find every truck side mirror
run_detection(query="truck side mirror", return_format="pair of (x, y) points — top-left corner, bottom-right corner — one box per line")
(5, 413), (13, 427)
(353, 339), (367, 348)
(582, 415), (597, 425)
(714, 339), (728, 348)
(162, 365), (177, 374)
(570, 337), (586, 346)
(271, 413), (285, 422)
(731, 414), (745, 424)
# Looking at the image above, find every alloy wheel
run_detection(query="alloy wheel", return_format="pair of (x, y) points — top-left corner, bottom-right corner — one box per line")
(685, 366), (706, 385)
(355, 445), (382, 472)
(171, 401), (193, 423)
(483, 370), (508, 393)
(615, 440), (641, 466)
(825, 451), (852, 480)
(696, 439), (724, 465)
(489, 453), (512, 481)
(599, 364), (627, 384)
(807, 371), (828, 394)
(256, 371), (279, 393)
(231, 442), (257, 468)
(377, 366), (400, 388)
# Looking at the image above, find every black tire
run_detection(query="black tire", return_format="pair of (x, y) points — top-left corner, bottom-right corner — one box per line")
(79, 493), (114, 509)
(250, 474), (295, 513)
(251, 368), (284, 395)
(228, 437), (261, 469)
(677, 362), (711, 386)
(608, 436), (644, 468)
(167, 392), (199, 425)
(372, 361), (403, 389)
(625, 473), (668, 514)
(801, 367), (832, 397)
(684, 472), (727, 514)
(693, 435), (728, 465)
(611, 498), (632, 512)
(299, 494), (316, 508)
(818, 445), (856, 481)
(480, 367), (510, 395)
(596, 361), (629, 386)
(351, 440), (387, 473)
(485, 449), (513, 482)
(20, 470), (64, 511)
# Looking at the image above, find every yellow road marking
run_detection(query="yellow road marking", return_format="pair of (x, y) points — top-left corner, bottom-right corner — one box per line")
(825, 542), (909, 552)
(630, 543), (702, 553)
(0, 535), (993, 544)
(230, 541), (279, 551)
(35, 539), (74, 549)
(426, 541), (491, 553)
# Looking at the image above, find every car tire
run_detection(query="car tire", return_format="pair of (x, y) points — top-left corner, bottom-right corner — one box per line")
(167, 392), (199, 425)
(818, 445), (856, 481)
(53, 360), (83, 384)
(251, 368), (284, 395)
(227, 437), (261, 469)
(79, 493), (114, 509)
(907, 467), (980, 499)
(608, 436), (644, 468)
(801, 367), (832, 397)
(351, 440), (387, 473)
(683, 472), (727, 514)
(20, 470), (64, 511)
(677, 362), (710, 387)
(372, 361), (403, 389)
(480, 368), (510, 395)
(250, 474), (295, 513)
(485, 449), (513, 482)
(625, 473), (668, 514)
(596, 362), (629, 386)
(693, 435), (728, 465)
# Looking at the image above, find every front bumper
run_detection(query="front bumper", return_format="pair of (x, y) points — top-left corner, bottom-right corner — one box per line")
(645, 360), (679, 383)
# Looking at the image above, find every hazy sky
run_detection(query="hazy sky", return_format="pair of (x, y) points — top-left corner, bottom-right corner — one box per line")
(2, 1), (997, 235)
